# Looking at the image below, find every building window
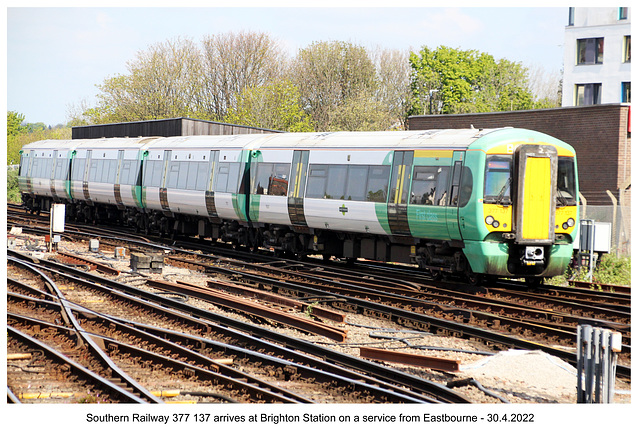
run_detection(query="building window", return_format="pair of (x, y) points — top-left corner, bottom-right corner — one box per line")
(619, 7), (628, 20)
(568, 7), (574, 26)
(622, 82), (631, 103)
(575, 84), (601, 106)
(577, 38), (604, 65)
(623, 36), (631, 63)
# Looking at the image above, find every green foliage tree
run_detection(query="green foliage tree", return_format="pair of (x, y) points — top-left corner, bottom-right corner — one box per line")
(409, 46), (535, 115)
(225, 79), (314, 132)
(7, 111), (26, 136)
(6, 111), (72, 203)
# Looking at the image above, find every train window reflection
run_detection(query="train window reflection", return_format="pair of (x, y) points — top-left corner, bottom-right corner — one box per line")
(484, 156), (511, 204)
(557, 157), (577, 206)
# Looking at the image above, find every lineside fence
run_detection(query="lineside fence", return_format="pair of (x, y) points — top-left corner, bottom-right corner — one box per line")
(578, 204), (630, 256)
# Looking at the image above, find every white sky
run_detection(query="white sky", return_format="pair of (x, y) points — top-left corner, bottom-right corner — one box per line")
(6, 4), (570, 126)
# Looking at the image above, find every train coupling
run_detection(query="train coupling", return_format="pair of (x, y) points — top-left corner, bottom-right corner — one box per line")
(521, 246), (545, 266)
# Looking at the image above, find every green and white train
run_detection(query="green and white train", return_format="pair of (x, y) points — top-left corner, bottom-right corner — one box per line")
(18, 127), (579, 284)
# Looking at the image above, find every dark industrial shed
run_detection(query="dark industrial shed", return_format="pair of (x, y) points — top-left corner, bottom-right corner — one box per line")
(72, 117), (281, 140)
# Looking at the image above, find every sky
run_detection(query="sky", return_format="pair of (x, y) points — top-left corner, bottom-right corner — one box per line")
(6, 4), (571, 127)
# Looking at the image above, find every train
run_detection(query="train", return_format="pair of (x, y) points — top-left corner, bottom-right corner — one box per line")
(17, 127), (579, 285)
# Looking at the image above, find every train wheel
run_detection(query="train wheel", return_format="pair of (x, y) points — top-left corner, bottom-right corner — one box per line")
(466, 271), (484, 286)
(429, 269), (443, 280)
(525, 277), (543, 288)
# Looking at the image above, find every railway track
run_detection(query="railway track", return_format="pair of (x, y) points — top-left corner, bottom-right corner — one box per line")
(7, 208), (631, 403)
(161, 250), (630, 368)
(7, 250), (468, 404)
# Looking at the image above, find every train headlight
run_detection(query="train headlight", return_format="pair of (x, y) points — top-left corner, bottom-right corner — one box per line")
(562, 218), (575, 230)
(492, 221), (500, 228)
(485, 216), (494, 225)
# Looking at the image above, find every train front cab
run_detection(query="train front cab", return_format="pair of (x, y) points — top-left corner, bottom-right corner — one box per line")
(462, 135), (579, 283)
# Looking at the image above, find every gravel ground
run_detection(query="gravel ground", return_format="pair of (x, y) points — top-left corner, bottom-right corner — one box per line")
(11, 235), (631, 404)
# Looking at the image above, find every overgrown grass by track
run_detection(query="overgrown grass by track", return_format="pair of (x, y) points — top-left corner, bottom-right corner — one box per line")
(7, 169), (21, 204)
(549, 252), (631, 287)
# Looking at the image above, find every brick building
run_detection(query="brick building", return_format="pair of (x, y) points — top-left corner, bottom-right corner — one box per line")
(408, 103), (631, 208)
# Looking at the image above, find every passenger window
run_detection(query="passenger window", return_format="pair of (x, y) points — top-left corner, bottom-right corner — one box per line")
(166, 162), (179, 189)
(195, 161), (210, 191)
(216, 163), (230, 192)
(89, 160), (100, 182)
(270, 163), (290, 196)
(120, 160), (132, 185)
(72, 158), (86, 181)
(458, 167), (473, 207)
(411, 166), (450, 206)
(177, 161), (189, 189)
(346, 166), (368, 201)
(185, 161), (198, 190)
(411, 167), (437, 205)
(306, 165), (328, 198)
(253, 163), (274, 195)
(225, 162), (241, 193)
(144, 160), (165, 188)
(366, 166), (390, 203)
(325, 165), (348, 199)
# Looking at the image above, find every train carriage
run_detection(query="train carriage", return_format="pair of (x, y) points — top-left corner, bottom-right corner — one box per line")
(67, 137), (156, 222)
(18, 140), (78, 209)
(18, 127), (579, 284)
(140, 134), (267, 240)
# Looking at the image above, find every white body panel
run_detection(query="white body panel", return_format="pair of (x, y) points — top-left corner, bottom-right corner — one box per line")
(88, 183), (116, 205)
(214, 192), (240, 220)
(30, 177), (53, 197)
(144, 186), (163, 211)
(119, 184), (138, 208)
(304, 199), (386, 235)
(254, 195), (290, 225)
(166, 189), (208, 217)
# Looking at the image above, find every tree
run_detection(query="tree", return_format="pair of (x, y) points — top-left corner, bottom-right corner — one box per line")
(7, 111), (26, 136)
(86, 37), (202, 123)
(6, 111), (71, 168)
(370, 47), (413, 129)
(225, 79), (314, 132)
(200, 31), (287, 120)
(409, 46), (536, 115)
(291, 41), (379, 131)
(527, 64), (562, 109)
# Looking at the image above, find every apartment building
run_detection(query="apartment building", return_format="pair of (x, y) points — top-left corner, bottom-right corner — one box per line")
(562, 7), (631, 107)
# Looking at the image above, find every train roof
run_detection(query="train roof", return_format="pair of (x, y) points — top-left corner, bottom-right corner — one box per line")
(144, 134), (275, 150)
(20, 137), (158, 152)
(18, 127), (575, 155)
(246, 129), (499, 150)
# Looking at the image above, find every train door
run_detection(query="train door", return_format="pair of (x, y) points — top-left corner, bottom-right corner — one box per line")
(387, 150), (414, 236)
(114, 150), (125, 208)
(513, 144), (557, 244)
(20, 150), (35, 195)
(83, 149), (92, 201)
(205, 150), (220, 221)
(160, 150), (171, 213)
(288, 150), (309, 228)
(445, 151), (466, 241)
(50, 150), (59, 199)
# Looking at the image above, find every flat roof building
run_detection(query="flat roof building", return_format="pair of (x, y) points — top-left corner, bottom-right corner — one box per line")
(562, 7), (631, 107)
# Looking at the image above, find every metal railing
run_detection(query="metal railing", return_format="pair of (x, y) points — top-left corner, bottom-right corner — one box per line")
(577, 325), (622, 403)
